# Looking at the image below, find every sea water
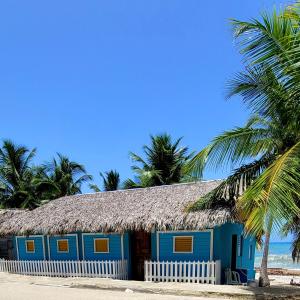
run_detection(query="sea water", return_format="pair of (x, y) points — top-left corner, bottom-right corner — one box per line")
(255, 242), (300, 270)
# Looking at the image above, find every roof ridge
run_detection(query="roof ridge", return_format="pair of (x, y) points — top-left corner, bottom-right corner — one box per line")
(78, 179), (224, 196)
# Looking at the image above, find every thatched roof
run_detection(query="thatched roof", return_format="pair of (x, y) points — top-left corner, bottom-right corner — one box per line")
(0, 209), (28, 232)
(0, 180), (235, 235)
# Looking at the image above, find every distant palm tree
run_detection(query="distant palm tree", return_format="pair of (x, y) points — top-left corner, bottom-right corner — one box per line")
(90, 170), (120, 192)
(0, 140), (38, 208)
(124, 134), (191, 189)
(43, 154), (92, 198)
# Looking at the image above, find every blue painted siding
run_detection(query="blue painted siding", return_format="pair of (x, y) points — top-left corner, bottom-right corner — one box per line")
(82, 233), (123, 260)
(151, 232), (157, 260)
(15, 236), (45, 260)
(157, 231), (211, 261)
(213, 223), (256, 281)
(123, 233), (130, 260)
(48, 235), (78, 260)
(77, 232), (83, 260)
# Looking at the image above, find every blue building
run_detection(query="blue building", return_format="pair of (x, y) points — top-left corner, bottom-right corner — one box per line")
(1, 181), (255, 284)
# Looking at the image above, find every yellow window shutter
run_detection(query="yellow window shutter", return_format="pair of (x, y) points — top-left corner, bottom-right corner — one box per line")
(94, 239), (109, 253)
(174, 236), (193, 252)
(26, 240), (35, 252)
(57, 240), (69, 252)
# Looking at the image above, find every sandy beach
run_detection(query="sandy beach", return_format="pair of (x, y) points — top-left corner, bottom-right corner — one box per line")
(255, 268), (300, 286)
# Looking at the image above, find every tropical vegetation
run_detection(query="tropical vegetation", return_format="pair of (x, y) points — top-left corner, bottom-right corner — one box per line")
(0, 141), (92, 209)
(188, 2), (300, 287)
(90, 170), (120, 192)
(2, 2), (300, 288)
(123, 134), (192, 189)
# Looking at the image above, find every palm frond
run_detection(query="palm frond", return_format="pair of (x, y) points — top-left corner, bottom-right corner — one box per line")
(238, 141), (300, 236)
(188, 154), (275, 212)
(187, 124), (271, 178)
(89, 184), (100, 193)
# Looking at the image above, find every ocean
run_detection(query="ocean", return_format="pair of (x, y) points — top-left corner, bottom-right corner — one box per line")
(255, 242), (300, 270)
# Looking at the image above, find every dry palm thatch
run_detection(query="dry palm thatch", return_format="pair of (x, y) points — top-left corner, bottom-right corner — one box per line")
(0, 181), (234, 236)
(0, 209), (27, 228)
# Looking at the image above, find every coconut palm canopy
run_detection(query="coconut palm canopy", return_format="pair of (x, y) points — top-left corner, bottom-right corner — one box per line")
(0, 180), (234, 236)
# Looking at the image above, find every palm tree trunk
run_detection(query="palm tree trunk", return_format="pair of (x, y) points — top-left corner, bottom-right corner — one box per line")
(259, 218), (273, 287)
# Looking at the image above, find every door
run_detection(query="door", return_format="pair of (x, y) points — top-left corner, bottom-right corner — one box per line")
(131, 231), (151, 280)
(231, 234), (237, 270)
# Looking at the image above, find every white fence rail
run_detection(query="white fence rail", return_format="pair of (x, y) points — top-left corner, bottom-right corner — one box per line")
(145, 260), (221, 284)
(0, 259), (128, 280)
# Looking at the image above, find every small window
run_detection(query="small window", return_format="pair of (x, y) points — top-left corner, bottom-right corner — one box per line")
(57, 240), (69, 253)
(238, 236), (244, 256)
(94, 238), (109, 253)
(26, 240), (35, 253)
(173, 236), (193, 253)
(249, 244), (253, 260)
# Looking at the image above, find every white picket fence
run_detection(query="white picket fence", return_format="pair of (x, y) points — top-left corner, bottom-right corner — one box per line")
(144, 260), (221, 284)
(0, 259), (128, 280)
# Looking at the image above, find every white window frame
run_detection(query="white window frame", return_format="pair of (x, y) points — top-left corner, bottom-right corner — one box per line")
(249, 244), (253, 260)
(94, 238), (110, 253)
(238, 235), (244, 257)
(25, 240), (35, 253)
(173, 236), (194, 254)
(16, 235), (46, 260)
(56, 239), (69, 253)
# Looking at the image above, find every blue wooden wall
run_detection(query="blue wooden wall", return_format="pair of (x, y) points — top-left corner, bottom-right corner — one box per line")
(13, 223), (255, 282)
(213, 223), (256, 280)
(14, 232), (129, 263)
(15, 236), (45, 260)
(82, 233), (127, 260)
(48, 235), (79, 260)
(153, 231), (212, 261)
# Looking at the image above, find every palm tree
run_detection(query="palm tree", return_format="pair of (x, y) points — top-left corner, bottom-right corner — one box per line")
(188, 6), (300, 287)
(90, 170), (120, 192)
(43, 154), (92, 198)
(123, 134), (191, 189)
(0, 140), (39, 208)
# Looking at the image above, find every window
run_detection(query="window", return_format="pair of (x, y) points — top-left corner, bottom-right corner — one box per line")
(237, 235), (244, 256)
(94, 238), (109, 253)
(25, 240), (35, 253)
(173, 236), (193, 253)
(57, 240), (69, 253)
(249, 244), (253, 260)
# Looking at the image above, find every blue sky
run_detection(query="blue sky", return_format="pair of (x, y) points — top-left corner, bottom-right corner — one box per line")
(0, 1), (290, 241)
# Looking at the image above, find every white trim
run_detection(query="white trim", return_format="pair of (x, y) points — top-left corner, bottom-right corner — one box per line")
(0, 259), (128, 280)
(15, 235), (46, 260)
(42, 237), (46, 260)
(25, 240), (35, 253)
(82, 233), (120, 259)
(157, 229), (212, 233)
(94, 238), (109, 253)
(173, 236), (194, 253)
(47, 235), (51, 260)
(157, 229), (214, 259)
(81, 232), (120, 235)
(210, 228), (214, 260)
(81, 233), (85, 260)
(76, 234), (79, 260)
(249, 244), (253, 260)
(56, 239), (69, 253)
(156, 232), (159, 261)
(15, 237), (19, 260)
(121, 234), (124, 260)
(47, 234), (79, 259)
(238, 235), (243, 257)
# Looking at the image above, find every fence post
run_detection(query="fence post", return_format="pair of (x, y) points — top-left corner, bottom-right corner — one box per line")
(0, 258), (124, 281)
(215, 260), (221, 284)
